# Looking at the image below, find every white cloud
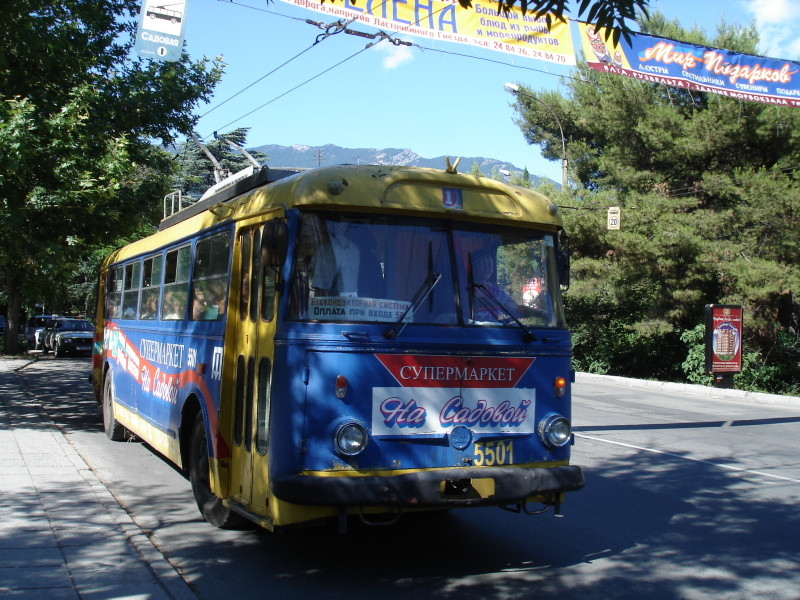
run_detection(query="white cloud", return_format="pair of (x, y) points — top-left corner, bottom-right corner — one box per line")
(741, 0), (800, 59)
(376, 40), (414, 69)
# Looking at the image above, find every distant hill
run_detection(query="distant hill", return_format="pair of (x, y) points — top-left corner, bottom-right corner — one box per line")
(251, 143), (553, 187)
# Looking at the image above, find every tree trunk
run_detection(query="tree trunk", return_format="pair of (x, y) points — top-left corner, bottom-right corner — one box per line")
(4, 280), (22, 355)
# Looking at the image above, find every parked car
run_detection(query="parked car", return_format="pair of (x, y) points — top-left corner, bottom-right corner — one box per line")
(42, 318), (93, 356)
(27, 314), (58, 349)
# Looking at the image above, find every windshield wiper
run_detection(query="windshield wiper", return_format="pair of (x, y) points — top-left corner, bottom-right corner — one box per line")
(384, 271), (442, 339)
(470, 284), (534, 342)
(467, 253), (536, 343)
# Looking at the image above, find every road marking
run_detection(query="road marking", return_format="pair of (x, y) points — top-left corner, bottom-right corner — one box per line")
(576, 433), (800, 484)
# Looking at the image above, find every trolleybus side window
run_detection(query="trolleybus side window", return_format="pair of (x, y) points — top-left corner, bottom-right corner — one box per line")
(190, 232), (231, 321)
(255, 357), (271, 455)
(239, 233), (251, 319)
(106, 267), (123, 319)
(121, 261), (142, 320)
(162, 245), (191, 320)
(249, 228), (261, 322)
(234, 355), (245, 446)
(139, 255), (163, 320)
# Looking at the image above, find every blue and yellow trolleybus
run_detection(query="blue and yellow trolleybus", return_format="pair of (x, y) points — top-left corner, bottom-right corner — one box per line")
(92, 162), (584, 531)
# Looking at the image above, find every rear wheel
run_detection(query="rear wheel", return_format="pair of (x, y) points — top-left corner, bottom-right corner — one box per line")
(189, 412), (247, 529)
(102, 374), (127, 441)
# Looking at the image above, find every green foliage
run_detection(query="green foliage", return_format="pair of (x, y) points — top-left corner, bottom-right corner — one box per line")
(172, 128), (268, 199)
(681, 323), (800, 396)
(680, 325), (713, 386)
(515, 12), (800, 393)
(482, 0), (647, 45)
(0, 1), (223, 352)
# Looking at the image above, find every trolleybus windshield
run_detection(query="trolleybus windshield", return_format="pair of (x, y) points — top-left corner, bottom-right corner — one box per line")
(289, 213), (565, 329)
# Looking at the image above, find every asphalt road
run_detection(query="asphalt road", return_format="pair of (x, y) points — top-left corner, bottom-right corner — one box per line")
(18, 356), (800, 600)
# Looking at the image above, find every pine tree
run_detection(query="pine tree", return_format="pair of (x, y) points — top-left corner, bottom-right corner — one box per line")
(512, 13), (800, 389)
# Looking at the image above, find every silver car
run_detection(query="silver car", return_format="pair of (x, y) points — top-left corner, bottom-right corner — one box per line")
(42, 318), (93, 356)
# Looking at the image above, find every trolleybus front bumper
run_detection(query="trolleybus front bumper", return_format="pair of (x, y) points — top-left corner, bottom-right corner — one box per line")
(272, 465), (584, 508)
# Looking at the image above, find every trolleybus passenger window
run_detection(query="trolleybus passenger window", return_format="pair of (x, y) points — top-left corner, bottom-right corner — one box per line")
(250, 229), (261, 323)
(190, 232), (231, 321)
(106, 267), (123, 319)
(255, 357), (271, 455)
(239, 232), (251, 320)
(245, 356), (255, 451)
(261, 263), (277, 322)
(139, 255), (162, 320)
(234, 355), (245, 447)
(162, 245), (190, 320)
(121, 261), (141, 320)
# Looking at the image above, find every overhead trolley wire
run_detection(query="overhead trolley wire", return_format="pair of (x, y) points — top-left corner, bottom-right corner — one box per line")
(196, 0), (394, 138)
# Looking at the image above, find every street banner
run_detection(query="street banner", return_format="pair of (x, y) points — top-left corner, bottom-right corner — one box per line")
(135, 0), (189, 61)
(705, 304), (743, 374)
(280, 0), (575, 65)
(577, 22), (800, 108)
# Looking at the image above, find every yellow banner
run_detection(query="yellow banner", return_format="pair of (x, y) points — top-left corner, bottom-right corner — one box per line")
(281, 0), (576, 65)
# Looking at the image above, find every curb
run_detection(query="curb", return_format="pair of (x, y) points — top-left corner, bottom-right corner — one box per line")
(575, 372), (800, 409)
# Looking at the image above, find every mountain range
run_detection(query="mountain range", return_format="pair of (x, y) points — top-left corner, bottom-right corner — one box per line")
(252, 143), (552, 186)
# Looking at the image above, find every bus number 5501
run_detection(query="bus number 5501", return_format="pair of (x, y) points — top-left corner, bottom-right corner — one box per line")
(473, 440), (514, 466)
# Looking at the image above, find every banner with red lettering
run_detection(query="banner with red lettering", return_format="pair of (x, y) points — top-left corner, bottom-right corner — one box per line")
(373, 354), (537, 436)
(578, 22), (800, 107)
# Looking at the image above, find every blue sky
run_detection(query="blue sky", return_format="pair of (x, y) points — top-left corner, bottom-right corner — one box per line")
(175, 0), (800, 182)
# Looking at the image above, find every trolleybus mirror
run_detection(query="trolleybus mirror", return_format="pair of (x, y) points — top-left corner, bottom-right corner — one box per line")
(261, 220), (288, 268)
(558, 230), (570, 290)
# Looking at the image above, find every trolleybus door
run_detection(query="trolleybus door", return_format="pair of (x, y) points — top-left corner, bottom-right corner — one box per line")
(230, 223), (279, 517)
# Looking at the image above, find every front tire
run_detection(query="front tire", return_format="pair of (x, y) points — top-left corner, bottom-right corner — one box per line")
(189, 412), (247, 529)
(103, 374), (127, 441)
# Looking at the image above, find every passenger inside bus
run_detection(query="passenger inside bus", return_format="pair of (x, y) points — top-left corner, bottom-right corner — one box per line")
(162, 289), (186, 320)
(191, 288), (209, 320)
(140, 290), (159, 320)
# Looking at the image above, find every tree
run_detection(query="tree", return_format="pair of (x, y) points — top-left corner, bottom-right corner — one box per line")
(486, 0), (647, 43)
(509, 13), (800, 391)
(0, 1), (223, 353)
(172, 129), (268, 200)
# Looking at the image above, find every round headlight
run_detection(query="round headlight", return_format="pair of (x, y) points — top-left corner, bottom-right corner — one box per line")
(334, 421), (368, 457)
(539, 413), (572, 448)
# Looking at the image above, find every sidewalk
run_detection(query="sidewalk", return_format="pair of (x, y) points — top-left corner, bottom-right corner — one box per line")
(0, 358), (195, 599)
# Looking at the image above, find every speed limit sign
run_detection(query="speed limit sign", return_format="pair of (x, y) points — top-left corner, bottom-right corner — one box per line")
(607, 206), (620, 230)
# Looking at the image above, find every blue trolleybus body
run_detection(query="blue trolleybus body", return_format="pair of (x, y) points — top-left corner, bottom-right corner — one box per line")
(93, 164), (584, 530)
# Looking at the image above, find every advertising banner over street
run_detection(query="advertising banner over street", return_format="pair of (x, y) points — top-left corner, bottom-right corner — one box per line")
(280, 0), (575, 65)
(577, 22), (800, 108)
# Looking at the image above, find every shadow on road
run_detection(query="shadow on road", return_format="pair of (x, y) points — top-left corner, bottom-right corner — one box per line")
(18, 357), (800, 600)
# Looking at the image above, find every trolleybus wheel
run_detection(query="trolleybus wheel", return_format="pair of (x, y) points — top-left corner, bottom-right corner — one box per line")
(189, 412), (247, 529)
(103, 374), (127, 441)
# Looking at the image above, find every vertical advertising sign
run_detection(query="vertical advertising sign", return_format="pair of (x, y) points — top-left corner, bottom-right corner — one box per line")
(705, 304), (743, 374)
(135, 0), (189, 61)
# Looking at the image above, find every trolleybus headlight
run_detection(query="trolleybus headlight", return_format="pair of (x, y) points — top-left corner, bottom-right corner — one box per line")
(334, 421), (368, 457)
(539, 413), (572, 448)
